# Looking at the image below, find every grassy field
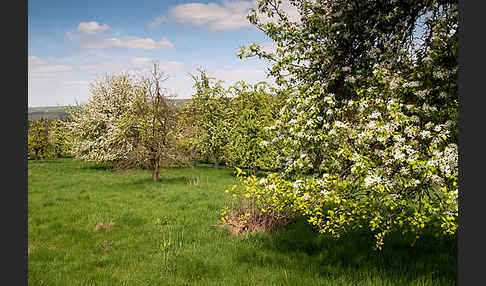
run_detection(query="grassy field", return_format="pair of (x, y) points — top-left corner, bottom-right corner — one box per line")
(28, 159), (457, 285)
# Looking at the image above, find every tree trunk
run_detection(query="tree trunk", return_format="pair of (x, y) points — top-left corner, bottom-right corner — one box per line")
(311, 149), (323, 174)
(252, 166), (259, 177)
(152, 160), (159, 182)
(213, 153), (219, 169)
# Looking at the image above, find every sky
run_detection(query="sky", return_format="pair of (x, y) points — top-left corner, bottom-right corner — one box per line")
(28, 0), (288, 107)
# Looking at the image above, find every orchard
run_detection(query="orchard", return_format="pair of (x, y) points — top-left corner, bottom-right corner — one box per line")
(28, 0), (458, 250)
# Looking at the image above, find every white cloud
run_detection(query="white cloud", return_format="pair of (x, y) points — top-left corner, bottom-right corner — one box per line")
(130, 57), (153, 66)
(82, 36), (173, 50)
(29, 65), (73, 73)
(65, 31), (80, 41)
(77, 61), (128, 70)
(123, 60), (185, 77)
(159, 61), (185, 74)
(148, 15), (166, 29)
(169, 1), (253, 31)
(28, 56), (46, 65)
(29, 74), (91, 106)
(78, 21), (110, 34)
(28, 56), (56, 65)
(168, 0), (301, 31)
(63, 80), (89, 85)
(28, 56), (71, 76)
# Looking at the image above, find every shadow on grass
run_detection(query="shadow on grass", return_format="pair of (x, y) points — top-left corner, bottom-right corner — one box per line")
(242, 217), (457, 284)
(118, 176), (200, 186)
(28, 158), (66, 164)
(81, 163), (117, 171)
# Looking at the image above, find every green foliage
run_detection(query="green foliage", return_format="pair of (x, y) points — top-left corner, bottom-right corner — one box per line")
(28, 120), (72, 160)
(47, 120), (73, 158)
(224, 81), (279, 174)
(241, 0), (457, 102)
(223, 69), (458, 249)
(181, 72), (284, 173)
(28, 120), (49, 160)
(117, 63), (192, 177)
(181, 70), (232, 168)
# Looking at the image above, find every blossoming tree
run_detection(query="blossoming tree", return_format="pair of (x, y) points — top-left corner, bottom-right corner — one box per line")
(225, 0), (458, 249)
(68, 62), (190, 182)
(67, 73), (138, 163)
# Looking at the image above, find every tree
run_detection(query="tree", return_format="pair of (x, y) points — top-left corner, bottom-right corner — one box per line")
(48, 120), (73, 158)
(67, 63), (191, 182)
(119, 61), (190, 182)
(226, 0), (458, 248)
(67, 73), (139, 163)
(181, 70), (231, 168)
(241, 0), (457, 102)
(224, 80), (278, 176)
(28, 120), (49, 160)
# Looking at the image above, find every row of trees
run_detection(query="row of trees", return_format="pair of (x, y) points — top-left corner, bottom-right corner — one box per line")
(28, 63), (281, 179)
(28, 120), (72, 160)
(180, 70), (281, 175)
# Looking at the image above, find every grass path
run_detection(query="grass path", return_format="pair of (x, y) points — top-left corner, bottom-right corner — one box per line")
(28, 159), (456, 285)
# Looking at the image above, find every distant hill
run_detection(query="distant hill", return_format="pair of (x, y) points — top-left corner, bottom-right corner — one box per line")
(28, 106), (72, 121)
(28, 99), (192, 121)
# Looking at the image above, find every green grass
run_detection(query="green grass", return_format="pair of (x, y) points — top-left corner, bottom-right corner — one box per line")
(28, 158), (457, 285)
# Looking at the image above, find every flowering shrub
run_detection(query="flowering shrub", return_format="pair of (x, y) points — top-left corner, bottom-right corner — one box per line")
(220, 168), (295, 234)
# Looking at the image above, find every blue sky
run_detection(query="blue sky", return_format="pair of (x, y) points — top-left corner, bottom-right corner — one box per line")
(28, 0), (288, 107)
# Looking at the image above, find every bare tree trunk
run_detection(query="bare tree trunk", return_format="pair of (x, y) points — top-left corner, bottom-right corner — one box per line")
(152, 159), (159, 182)
(213, 153), (219, 169)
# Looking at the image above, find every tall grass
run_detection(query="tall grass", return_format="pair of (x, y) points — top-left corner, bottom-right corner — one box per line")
(28, 158), (456, 285)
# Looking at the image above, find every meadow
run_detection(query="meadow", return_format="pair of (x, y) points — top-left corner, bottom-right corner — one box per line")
(27, 158), (457, 285)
